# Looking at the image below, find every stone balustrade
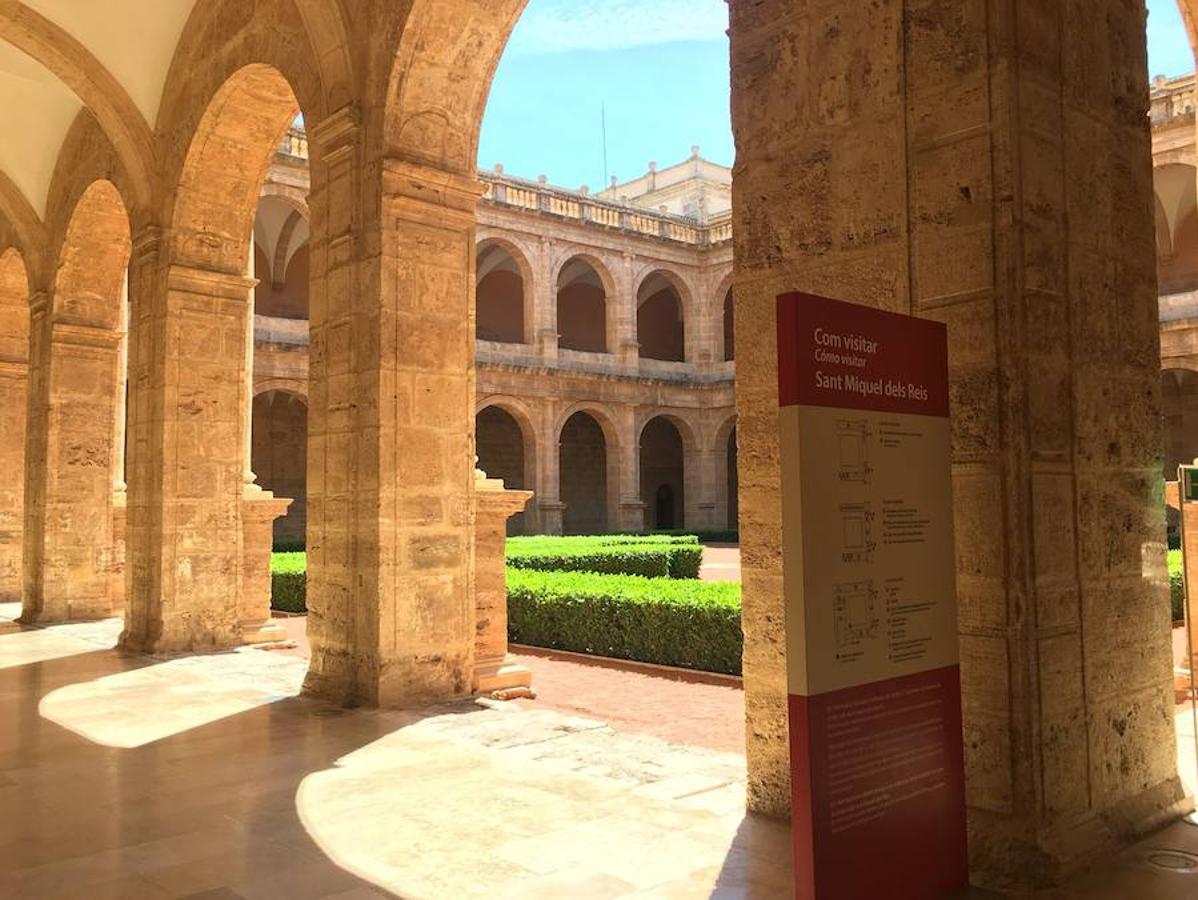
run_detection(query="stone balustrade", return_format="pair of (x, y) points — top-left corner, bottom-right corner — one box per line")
(278, 125), (732, 248)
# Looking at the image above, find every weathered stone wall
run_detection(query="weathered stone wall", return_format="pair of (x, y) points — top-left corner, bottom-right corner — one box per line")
(730, 0), (1181, 885)
(0, 250), (28, 601)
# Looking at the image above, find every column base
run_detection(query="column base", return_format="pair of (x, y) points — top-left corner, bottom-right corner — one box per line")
(474, 655), (534, 699)
(241, 618), (289, 645)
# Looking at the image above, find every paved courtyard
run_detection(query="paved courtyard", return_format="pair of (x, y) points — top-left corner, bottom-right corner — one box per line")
(4, 601), (1198, 899)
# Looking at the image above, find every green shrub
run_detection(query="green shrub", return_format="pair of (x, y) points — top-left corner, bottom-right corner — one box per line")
(506, 536), (703, 579)
(272, 572), (307, 613)
(1170, 549), (1185, 624)
(274, 540), (306, 554)
(271, 552), (307, 613)
(507, 568), (742, 675)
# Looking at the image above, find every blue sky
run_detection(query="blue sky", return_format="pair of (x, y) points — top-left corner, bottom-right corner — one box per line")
(480, 0), (1196, 187)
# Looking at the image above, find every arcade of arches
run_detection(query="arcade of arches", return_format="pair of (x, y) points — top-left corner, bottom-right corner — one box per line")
(0, 0), (1191, 893)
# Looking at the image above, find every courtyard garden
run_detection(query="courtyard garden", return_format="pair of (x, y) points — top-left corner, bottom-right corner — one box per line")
(270, 533), (744, 676)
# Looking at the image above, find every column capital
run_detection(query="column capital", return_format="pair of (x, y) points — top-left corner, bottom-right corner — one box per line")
(167, 265), (257, 300)
(381, 159), (486, 220)
(308, 104), (361, 163)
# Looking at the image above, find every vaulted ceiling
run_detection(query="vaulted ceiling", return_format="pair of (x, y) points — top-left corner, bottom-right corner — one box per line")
(0, 1), (196, 217)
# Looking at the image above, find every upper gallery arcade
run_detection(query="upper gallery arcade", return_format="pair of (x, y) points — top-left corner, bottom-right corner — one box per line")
(0, 0), (1190, 890)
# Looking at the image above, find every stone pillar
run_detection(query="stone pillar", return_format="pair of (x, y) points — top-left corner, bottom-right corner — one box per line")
(731, 0), (1182, 887)
(536, 403), (565, 535)
(535, 236), (558, 363)
(240, 492), (290, 643)
(686, 446), (717, 531)
(615, 251), (640, 369)
(120, 229), (252, 652)
(304, 119), (480, 707)
(22, 291), (124, 622)
(616, 406), (645, 532)
(474, 469), (533, 696)
(0, 265), (28, 602)
(109, 276), (129, 613)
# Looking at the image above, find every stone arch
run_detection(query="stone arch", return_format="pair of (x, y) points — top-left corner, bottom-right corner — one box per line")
(556, 401), (622, 535)
(1156, 192), (1173, 260)
(636, 269), (690, 362)
(0, 247), (29, 602)
(712, 413), (738, 531)
(0, 3), (155, 212)
(555, 254), (613, 354)
(637, 414), (692, 531)
(383, 0), (527, 172)
(254, 196), (311, 320)
(273, 209), (307, 289)
(259, 181), (312, 220)
(558, 410), (611, 535)
(475, 399), (537, 534)
(49, 180), (130, 327)
(169, 64), (303, 274)
(254, 376), (309, 401)
(476, 237), (534, 344)
(1163, 367), (1198, 479)
(0, 173), (47, 287)
(713, 270), (735, 362)
(251, 388), (308, 546)
(22, 178), (131, 623)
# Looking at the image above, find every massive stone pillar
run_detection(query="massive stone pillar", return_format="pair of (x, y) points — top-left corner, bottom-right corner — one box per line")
(304, 116), (479, 706)
(120, 230), (253, 652)
(0, 256), (28, 602)
(22, 291), (124, 622)
(731, 0), (1182, 887)
(535, 403), (565, 535)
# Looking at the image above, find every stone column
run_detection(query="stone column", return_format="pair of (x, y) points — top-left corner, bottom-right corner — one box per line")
(535, 236), (558, 363)
(731, 0), (1182, 886)
(108, 276), (129, 613)
(0, 300), (28, 602)
(685, 445), (717, 531)
(615, 405), (645, 532)
(304, 116), (480, 707)
(474, 469), (533, 697)
(22, 291), (125, 622)
(240, 492), (290, 643)
(120, 228), (252, 652)
(615, 251), (640, 369)
(536, 402), (565, 535)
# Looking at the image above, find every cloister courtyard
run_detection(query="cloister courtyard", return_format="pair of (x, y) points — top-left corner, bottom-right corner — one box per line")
(6, 0), (1198, 897)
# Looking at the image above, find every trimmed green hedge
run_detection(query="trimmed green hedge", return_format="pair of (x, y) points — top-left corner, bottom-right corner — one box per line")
(506, 540), (702, 579)
(507, 568), (742, 675)
(271, 552), (307, 613)
(1171, 549), (1185, 624)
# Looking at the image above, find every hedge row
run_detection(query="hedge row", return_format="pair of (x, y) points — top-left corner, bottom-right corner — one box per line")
(507, 568), (742, 675)
(271, 552), (307, 613)
(506, 536), (702, 579)
(1170, 549), (1185, 624)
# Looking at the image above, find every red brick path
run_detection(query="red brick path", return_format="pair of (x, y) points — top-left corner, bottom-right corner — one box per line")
(270, 545), (747, 755)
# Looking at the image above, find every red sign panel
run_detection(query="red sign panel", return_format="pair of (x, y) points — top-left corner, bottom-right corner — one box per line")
(777, 292), (967, 899)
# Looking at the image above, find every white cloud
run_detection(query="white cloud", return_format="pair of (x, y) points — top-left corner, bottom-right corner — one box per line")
(507, 0), (728, 56)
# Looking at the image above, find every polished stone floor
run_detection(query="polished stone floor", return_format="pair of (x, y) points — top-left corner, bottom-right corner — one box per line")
(3, 602), (1198, 899)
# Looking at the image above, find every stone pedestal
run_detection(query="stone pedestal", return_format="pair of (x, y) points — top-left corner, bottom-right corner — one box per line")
(240, 490), (291, 644)
(474, 471), (533, 697)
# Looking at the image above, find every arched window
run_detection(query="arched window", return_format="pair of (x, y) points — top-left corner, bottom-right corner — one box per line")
(557, 258), (608, 353)
(476, 243), (528, 343)
(637, 272), (685, 362)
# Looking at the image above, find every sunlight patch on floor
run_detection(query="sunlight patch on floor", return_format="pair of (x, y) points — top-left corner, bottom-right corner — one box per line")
(38, 647), (303, 748)
(296, 702), (786, 898)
